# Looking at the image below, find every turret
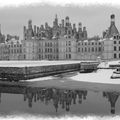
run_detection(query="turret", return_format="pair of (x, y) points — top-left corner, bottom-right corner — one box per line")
(37, 27), (39, 36)
(78, 22), (82, 32)
(61, 19), (64, 27)
(83, 26), (87, 39)
(23, 26), (27, 39)
(53, 14), (58, 27)
(45, 22), (48, 30)
(0, 24), (1, 35)
(34, 25), (36, 36)
(28, 19), (32, 30)
(111, 14), (115, 25)
(65, 16), (69, 27)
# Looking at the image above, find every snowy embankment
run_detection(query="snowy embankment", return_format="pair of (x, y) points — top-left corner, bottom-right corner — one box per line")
(70, 69), (117, 84)
(25, 61), (120, 85)
(0, 60), (81, 67)
(0, 60), (120, 85)
(71, 61), (120, 84)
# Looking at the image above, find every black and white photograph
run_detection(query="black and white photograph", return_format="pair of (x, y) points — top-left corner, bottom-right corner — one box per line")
(0, 0), (120, 120)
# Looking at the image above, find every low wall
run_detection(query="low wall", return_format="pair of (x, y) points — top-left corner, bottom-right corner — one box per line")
(0, 61), (99, 81)
(0, 62), (80, 81)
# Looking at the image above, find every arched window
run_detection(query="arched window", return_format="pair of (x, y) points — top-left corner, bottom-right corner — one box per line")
(114, 53), (117, 58)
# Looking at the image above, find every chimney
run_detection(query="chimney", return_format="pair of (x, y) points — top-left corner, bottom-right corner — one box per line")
(61, 19), (64, 27)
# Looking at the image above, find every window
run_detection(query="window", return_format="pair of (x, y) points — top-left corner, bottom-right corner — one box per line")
(95, 47), (97, 52)
(85, 47), (87, 52)
(69, 41), (71, 46)
(88, 48), (90, 52)
(69, 54), (71, 59)
(66, 54), (68, 59)
(68, 30), (71, 35)
(50, 43), (52, 47)
(119, 41), (120, 44)
(114, 53), (117, 58)
(114, 41), (116, 44)
(14, 49), (16, 53)
(114, 36), (116, 39)
(119, 53), (120, 58)
(78, 48), (80, 52)
(39, 49), (41, 52)
(45, 48), (47, 52)
(24, 55), (26, 59)
(92, 47), (94, 52)
(99, 47), (101, 52)
(82, 48), (83, 52)
(119, 46), (120, 51)
(114, 46), (116, 51)
(117, 35), (119, 39)
(66, 41), (67, 46)
(39, 55), (41, 59)
(69, 47), (71, 52)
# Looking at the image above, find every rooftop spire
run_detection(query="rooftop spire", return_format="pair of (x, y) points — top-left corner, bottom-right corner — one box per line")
(111, 14), (115, 25)
(0, 24), (1, 34)
(55, 14), (57, 19)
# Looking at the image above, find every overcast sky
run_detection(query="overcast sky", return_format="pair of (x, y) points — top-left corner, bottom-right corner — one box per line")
(0, 4), (120, 39)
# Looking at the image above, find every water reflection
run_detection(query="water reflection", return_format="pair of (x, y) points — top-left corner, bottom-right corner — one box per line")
(103, 91), (119, 114)
(24, 87), (87, 112)
(0, 83), (119, 115)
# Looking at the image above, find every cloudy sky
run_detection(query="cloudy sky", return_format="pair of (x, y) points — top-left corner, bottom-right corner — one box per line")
(0, 1), (120, 39)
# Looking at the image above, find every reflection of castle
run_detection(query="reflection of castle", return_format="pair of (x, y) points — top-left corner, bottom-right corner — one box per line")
(103, 91), (119, 114)
(24, 87), (87, 112)
(0, 84), (120, 114)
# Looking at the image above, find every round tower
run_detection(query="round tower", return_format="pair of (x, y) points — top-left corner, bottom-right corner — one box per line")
(111, 14), (115, 25)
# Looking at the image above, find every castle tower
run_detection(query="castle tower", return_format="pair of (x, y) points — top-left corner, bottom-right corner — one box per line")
(45, 22), (48, 30)
(34, 25), (36, 36)
(78, 22), (82, 32)
(65, 16), (69, 27)
(108, 14), (119, 37)
(61, 19), (64, 27)
(0, 24), (1, 34)
(28, 19), (32, 30)
(23, 26), (27, 39)
(27, 19), (33, 38)
(53, 14), (58, 27)
(78, 22), (83, 40)
(83, 26), (87, 39)
(111, 14), (115, 25)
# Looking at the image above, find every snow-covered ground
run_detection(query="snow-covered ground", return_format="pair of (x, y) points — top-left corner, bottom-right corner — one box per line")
(0, 60), (82, 67)
(98, 60), (120, 68)
(0, 60), (120, 85)
(70, 69), (120, 84)
(22, 69), (120, 85)
(0, 60), (99, 67)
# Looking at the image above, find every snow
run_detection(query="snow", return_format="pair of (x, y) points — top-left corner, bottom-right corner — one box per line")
(70, 69), (120, 84)
(22, 69), (120, 85)
(21, 76), (53, 82)
(98, 60), (120, 68)
(0, 60), (82, 67)
(1, 60), (120, 84)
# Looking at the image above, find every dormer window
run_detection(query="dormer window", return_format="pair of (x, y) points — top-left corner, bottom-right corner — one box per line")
(114, 36), (116, 39)
(114, 41), (116, 44)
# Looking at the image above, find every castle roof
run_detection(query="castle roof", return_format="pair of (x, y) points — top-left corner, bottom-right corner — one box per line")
(104, 14), (119, 38)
